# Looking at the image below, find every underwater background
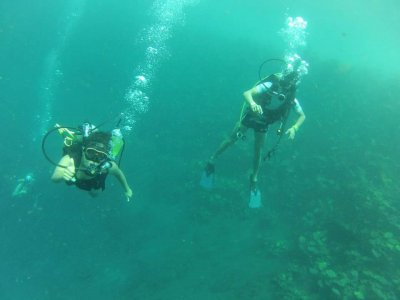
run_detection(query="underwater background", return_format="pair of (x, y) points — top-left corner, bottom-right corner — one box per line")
(1, 0), (400, 299)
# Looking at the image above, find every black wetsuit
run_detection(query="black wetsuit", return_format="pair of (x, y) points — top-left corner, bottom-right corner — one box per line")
(63, 143), (108, 191)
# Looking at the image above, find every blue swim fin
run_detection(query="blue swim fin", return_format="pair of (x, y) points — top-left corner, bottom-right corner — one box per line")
(200, 163), (215, 190)
(249, 188), (262, 208)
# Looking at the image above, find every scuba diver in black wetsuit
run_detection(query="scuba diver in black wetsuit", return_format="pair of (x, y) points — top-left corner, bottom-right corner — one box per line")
(50, 123), (133, 201)
(202, 55), (308, 207)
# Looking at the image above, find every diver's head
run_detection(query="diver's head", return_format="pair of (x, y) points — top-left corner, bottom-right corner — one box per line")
(82, 132), (112, 172)
(281, 70), (300, 89)
(281, 53), (309, 88)
(25, 173), (34, 182)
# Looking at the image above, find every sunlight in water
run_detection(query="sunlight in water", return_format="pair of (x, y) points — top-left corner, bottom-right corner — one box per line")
(122, 0), (199, 132)
(36, 0), (87, 139)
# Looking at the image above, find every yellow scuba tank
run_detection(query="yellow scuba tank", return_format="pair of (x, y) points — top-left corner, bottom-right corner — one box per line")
(110, 128), (124, 159)
(55, 123), (77, 146)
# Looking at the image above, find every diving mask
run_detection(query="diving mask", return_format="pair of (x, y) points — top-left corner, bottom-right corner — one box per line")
(84, 147), (109, 163)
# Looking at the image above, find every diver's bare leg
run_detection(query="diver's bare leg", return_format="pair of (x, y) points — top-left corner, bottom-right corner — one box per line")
(209, 122), (248, 163)
(251, 131), (266, 182)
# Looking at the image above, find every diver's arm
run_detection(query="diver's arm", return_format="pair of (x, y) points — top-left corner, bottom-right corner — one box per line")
(286, 100), (306, 139)
(12, 183), (24, 197)
(109, 162), (133, 201)
(292, 110), (306, 131)
(243, 87), (263, 114)
(291, 99), (306, 131)
(51, 155), (75, 182)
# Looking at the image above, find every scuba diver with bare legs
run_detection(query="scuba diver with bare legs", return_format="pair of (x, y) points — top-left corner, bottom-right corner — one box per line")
(201, 55), (308, 208)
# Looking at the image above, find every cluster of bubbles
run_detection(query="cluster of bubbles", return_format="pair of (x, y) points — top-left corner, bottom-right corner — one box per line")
(36, 0), (87, 139)
(279, 16), (309, 84)
(285, 53), (309, 76)
(36, 50), (63, 139)
(122, 0), (198, 132)
(279, 16), (308, 50)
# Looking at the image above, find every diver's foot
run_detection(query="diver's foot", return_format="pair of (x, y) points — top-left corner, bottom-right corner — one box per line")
(248, 175), (262, 208)
(200, 161), (215, 190)
(204, 161), (215, 177)
(249, 174), (258, 192)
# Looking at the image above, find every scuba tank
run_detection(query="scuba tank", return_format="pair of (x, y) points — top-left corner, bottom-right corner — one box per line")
(55, 123), (77, 146)
(56, 122), (95, 147)
(81, 122), (96, 138)
(110, 128), (124, 159)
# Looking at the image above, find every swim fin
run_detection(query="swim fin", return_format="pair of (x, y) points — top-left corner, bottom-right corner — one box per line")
(200, 162), (215, 190)
(248, 177), (262, 208)
(248, 188), (262, 208)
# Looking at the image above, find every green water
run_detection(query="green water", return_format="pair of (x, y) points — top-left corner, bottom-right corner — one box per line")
(1, 0), (399, 299)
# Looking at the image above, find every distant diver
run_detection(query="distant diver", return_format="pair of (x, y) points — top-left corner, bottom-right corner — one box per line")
(12, 173), (35, 197)
(201, 55), (308, 208)
(42, 122), (133, 201)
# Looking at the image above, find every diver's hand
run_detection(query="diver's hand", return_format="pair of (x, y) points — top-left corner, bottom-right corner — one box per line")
(63, 157), (76, 182)
(285, 126), (297, 140)
(250, 101), (263, 115)
(125, 188), (133, 202)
